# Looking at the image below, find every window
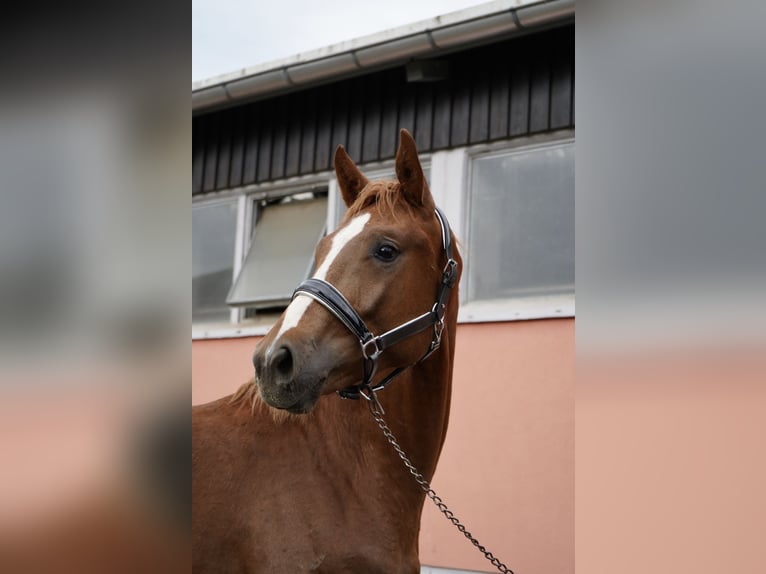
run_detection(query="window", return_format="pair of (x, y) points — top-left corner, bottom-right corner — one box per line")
(466, 140), (574, 304)
(227, 193), (327, 309)
(192, 199), (238, 324)
(192, 186), (329, 333)
(191, 140), (576, 336)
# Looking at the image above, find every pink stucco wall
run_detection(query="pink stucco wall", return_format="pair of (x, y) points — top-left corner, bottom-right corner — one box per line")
(192, 319), (574, 573)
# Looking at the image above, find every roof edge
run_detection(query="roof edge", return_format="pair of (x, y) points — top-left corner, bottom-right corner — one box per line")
(192, 0), (573, 112)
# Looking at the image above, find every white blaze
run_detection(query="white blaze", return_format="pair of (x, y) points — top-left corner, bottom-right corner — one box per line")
(272, 213), (371, 343)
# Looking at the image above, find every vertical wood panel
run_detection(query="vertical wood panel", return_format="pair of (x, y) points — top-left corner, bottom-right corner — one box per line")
(228, 107), (245, 187)
(450, 57), (471, 147)
(215, 110), (232, 189)
(192, 116), (204, 194)
(270, 97), (288, 180)
(331, 83), (350, 151)
(362, 75), (381, 163)
(346, 78), (364, 161)
(314, 86), (334, 172)
(256, 101), (273, 182)
(242, 105), (260, 185)
(489, 61), (510, 140)
(529, 50), (551, 133)
(550, 50), (573, 129)
(432, 82), (452, 150)
(379, 70), (400, 160)
(285, 93), (303, 177)
(202, 117), (219, 193)
(300, 94), (317, 174)
(509, 60), (530, 136)
(469, 63), (490, 143)
(570, 65), (575, 126)
(398, 82), (416, 140)
(415, 83), (433, 151)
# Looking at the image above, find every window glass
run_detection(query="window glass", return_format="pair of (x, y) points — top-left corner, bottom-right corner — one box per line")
(468, 141), (574, 302)
(228, 195), (327, 309)
(192, 200), (238, 323)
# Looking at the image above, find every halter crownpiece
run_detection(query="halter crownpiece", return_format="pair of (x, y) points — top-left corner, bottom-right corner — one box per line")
(291, 207), (458, 412)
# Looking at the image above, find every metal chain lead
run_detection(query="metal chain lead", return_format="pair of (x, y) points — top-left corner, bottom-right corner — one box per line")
(368, 403), (515, 574)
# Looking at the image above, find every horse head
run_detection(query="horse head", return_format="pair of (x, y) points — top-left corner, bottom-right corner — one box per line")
(252, 129), (460, 414)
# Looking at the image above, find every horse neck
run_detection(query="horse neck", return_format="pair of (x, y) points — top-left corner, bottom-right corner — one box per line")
(325, 321), (457, 490)
(386, 345), (454, 477)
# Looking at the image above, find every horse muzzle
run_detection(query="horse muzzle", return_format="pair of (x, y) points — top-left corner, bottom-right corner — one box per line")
(253, 341), (327, 413)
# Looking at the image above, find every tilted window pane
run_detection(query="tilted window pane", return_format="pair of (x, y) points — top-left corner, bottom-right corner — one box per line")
(468, 141), (574, 302)
(227, 196), (327, 308)
(193, 200), (238, 323)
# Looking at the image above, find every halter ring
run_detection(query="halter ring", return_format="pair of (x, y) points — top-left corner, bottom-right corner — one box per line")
(362, 338), (381, 360)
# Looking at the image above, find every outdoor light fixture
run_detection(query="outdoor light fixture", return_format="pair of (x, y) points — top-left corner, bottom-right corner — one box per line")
(406, 60), (450, 83)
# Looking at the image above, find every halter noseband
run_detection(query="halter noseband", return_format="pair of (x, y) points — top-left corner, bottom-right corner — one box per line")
(291, 207), (458, 410)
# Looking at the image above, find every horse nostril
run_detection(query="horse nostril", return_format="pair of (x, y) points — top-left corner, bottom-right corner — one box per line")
(271, 346), (294, 380)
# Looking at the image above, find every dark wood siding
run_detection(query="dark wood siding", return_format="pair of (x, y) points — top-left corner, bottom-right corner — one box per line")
(215, 110), (232, 189)
(379, 69), (400, 158)
(415, 83), (433, 151)
(193, 25), (574, 195)
(509, 58), (531, 136)
(314, 85), (334, 173)
(449, 56), (471, 148)
(529, 46), (552, 133)
(362, 74), (382, 163)
(228, 107), (245, 187)
(202, 116), (218, 193)
(192, 115), (205, 194)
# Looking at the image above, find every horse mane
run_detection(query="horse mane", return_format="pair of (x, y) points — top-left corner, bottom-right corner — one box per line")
(230, 379), (310, 425)
(230, 379), (259, 411)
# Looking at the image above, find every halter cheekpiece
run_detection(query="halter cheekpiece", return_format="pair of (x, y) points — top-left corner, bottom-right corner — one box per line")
(291, 207), (458, 411)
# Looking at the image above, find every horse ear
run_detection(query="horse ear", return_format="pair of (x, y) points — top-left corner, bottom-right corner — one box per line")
(395, 129), (434, 209)
(334, 145), (368, 208)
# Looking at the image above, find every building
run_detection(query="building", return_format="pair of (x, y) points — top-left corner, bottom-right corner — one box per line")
(192, 1), (574, 571)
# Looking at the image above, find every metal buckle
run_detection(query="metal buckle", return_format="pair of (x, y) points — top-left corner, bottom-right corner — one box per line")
(361, 337), (381, 360)
(432, 301), (446, 322)
(431, 317), (445, 351)
(442, 259), (458, 287)
(427, 303), (446, 353)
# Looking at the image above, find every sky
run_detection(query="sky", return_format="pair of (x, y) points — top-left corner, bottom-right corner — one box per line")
(193, 0), (489, 82)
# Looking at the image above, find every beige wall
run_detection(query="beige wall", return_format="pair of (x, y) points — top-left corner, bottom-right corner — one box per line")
(192, 318), (573, 573)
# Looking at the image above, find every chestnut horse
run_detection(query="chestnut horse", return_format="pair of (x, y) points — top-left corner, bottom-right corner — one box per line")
(192, 130), (462, 573)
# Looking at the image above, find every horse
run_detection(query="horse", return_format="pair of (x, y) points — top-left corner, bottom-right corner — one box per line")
(192, 129), (462, 574)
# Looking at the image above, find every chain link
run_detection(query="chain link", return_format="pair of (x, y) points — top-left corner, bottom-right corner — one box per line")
(368, 403), (515, 574)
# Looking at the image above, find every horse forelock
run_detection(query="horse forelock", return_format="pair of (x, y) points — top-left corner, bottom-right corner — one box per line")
(346, 180), (416, 221)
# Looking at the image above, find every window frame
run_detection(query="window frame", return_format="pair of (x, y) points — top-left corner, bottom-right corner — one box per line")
(192, 171), (336, 339)
(458, 129), (576, 323)
(191, 195), (242, 327)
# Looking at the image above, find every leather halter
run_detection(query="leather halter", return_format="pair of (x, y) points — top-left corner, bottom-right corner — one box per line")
(291, 207), (458, 409)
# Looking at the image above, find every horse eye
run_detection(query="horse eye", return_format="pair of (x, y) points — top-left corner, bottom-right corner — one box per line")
(374, 244), (399, 262)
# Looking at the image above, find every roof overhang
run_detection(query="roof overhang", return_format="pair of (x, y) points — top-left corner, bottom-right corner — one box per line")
(192, 0), (574, 114)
